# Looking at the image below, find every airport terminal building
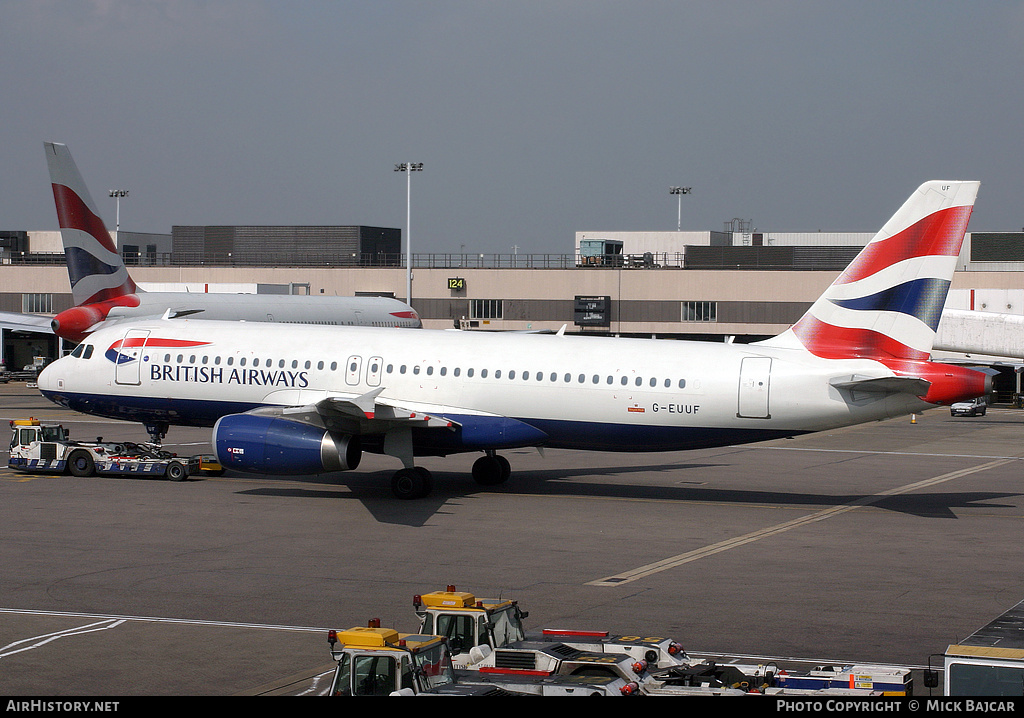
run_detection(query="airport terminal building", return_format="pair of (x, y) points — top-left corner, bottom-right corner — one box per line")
(2, 224), (1024, 389)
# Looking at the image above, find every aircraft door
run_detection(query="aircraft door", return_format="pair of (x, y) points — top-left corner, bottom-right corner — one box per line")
(345, 355), (363, 386)
(737, 356), (771, 419)
(114, 329), (150, 386)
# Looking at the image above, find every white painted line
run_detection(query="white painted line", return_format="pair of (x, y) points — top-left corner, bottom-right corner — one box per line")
(0, 618), (126, 658)
(0, 607), (326, 634)
(588, 458), (1016, 587)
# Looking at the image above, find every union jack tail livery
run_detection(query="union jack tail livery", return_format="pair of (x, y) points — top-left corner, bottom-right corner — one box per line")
(45, 142), (138, 307)
(43, 142), (423, 343)
(762, 181), (979, 362)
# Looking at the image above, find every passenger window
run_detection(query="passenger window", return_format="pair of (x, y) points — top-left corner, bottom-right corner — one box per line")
(678, 379), (686, 388)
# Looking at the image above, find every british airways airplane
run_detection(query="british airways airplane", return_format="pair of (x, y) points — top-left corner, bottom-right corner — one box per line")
(37, 181), (988, 499)
(44, 141), (421, 343)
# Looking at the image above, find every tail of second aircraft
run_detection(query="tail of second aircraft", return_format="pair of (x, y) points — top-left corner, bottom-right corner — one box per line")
(762, 181), (979, 362)
(45, 142), (138, 307)
(45, 142), (141, 341)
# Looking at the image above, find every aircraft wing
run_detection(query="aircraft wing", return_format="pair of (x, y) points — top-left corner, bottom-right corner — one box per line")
(252, 387), (461, 436)
(0, 311), (55, 334)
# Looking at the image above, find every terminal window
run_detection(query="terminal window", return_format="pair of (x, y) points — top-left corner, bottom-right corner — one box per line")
(682, 301), (717, 322)
(22, 293), (53, 314)
(471, 299), (504, 320)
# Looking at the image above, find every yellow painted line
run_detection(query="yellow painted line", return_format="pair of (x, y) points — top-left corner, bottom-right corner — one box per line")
(588, 458), (1016, 587)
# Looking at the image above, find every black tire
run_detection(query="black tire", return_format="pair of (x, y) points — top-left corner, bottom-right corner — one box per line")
(165, 461), (187, 481)
(472, 455), (510, 485)
(67, 450), (95, 477)
(391, 467), (432, 499)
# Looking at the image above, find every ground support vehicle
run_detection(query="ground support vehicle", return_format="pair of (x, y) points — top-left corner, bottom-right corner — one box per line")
(926, 598), (1024, 696)
(326, 621), (635, 696)
(8, 419), (200, 480)
(641, 660), (908, 696)
(413, 586), (688, 670)
(412, 586), (911, 696)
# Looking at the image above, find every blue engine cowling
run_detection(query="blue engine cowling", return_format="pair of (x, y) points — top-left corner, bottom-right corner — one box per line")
(213, 413), (361, 475)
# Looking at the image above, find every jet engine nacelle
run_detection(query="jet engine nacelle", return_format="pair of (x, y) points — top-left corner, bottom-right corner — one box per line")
(212, 413), (361, 475)
(887, 360), (993, 406)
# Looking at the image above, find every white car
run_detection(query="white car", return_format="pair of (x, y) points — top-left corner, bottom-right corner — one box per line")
(951, 397), (987, 417)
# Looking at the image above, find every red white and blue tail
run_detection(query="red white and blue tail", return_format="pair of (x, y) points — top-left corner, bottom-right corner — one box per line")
(762, 181), (979, 361)
(44, 142), (138, 307)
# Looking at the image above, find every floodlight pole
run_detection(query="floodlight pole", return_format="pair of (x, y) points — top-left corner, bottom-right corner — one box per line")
(394, 163), (423, 303)
(109, 189), (128, 247)
(669, 186), (692, 232)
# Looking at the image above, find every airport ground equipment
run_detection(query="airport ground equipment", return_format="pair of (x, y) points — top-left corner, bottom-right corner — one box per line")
(8, 418), (200, 480)
(640, 661), (905, 696)
(926, 599), (1024, 696)
(413, 585), (688, 670)
(325, 621), (636, 696)
(412, 585), (912, 696)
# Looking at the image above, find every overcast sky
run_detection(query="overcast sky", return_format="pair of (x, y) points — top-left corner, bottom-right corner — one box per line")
(2, 1), (1022, 255)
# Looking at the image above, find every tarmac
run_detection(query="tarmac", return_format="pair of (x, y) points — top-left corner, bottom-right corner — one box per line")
(1, 381), (1022, 696)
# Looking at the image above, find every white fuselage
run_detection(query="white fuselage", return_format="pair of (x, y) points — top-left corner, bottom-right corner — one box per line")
(116, 292), (421, 328)
(38, 317), (931, 454)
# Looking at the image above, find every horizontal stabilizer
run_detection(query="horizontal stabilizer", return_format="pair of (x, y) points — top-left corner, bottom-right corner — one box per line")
(830, 375), (931, 396)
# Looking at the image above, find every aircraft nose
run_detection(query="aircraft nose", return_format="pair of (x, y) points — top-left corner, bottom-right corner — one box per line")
(36, 359), (59, 392)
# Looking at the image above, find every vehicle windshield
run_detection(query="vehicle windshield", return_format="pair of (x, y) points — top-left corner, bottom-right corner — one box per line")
(40, 426), (67, 442)
(489, 606), (526, 647)
(413, 643), (456, 690)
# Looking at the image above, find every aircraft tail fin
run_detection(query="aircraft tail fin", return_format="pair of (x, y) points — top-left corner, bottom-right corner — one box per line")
(760, 181), (979, 361)
(44, 142), (138, 306)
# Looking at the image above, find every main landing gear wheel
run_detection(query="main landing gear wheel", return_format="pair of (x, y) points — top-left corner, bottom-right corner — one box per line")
(391, 467), (433, 500)
(472, 453), (511, 486)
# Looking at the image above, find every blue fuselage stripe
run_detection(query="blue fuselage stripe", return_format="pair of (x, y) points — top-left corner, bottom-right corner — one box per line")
(41, 390), (802, 454)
